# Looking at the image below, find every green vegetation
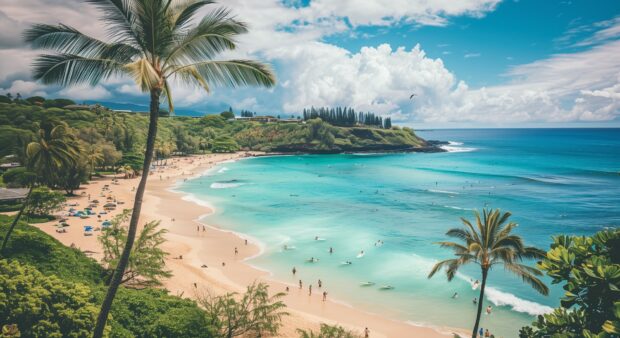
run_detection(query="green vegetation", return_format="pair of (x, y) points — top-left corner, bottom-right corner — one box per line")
(198, 282), (288, 338)
(0, 215), (287, 337)
(303, 106), (392, 129)
(520, 229), (620, 337)
(99, 210), (171, 288)
(428, 209), (549, 338)
(297, 324), (362, 338)
(24, 187), (65, 218)
(0, 259), (103, 338)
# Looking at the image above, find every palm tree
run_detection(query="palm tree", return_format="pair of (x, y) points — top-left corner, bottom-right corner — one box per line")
(428, 209), (549, 338)
(24, 1), (276, 335)
(86, 144), (104, 179)
(1, 121), (79, 254)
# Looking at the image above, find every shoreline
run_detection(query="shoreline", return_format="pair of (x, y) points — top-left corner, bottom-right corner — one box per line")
(35, 152), (466, 337)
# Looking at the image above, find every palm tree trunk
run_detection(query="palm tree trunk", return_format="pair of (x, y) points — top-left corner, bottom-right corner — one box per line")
(472, 268), (489, 338)
(0, 186), (33, 255)
(93, 88), (161, 338)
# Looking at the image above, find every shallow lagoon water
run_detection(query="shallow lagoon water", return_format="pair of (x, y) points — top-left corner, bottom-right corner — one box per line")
(180, 129), (620, 337)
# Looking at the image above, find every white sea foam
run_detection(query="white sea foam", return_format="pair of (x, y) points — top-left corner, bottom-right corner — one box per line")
(455, 273), (553, 316)
(440, 145), (477, 153)
(444, 205), (473, 211)
(485, 287), (554, 316)
(210, 182), (243, 189)
(217, 167), (229, 173)
(428, 189), (459, 195)
(448, 141), (464, 146)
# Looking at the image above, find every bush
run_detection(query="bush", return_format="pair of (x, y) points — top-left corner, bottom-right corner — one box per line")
(105, 288), (215, 338)
(0, 215), (106, 284)
(0, 259), (104, 338)
(297, 324), (362, 338)
(26, 187), (65, 217)
(1, 168), (35, 188)
(520, 229), (620, 337)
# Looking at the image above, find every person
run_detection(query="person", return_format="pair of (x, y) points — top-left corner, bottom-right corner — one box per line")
(318, 279), (322, 288)
(451, 292), (458, 299)
(315, 236), (319, 240)
(245, 239), (248, 245)
(179, 255), (183, 260)
(193, 282), (197, 288)
(479, 327), (484, 338)
(292, 267), (297, 275)
(309, 284), (312, 296)
(197, 225), (200, 231)
(285, 286), (289, 292)
(234, 247), (238, 255)
(222, 262), (226, 267)
(486, 305), (492, 314)
(484, 329), (490, 338)
(364, 327), (370, 338)
(329, 247), (333, 254)
(202, 225), (206, 232)
(473, 297), (477, 305)
(322, 291), (327, 301)
(299, 280), (303, 289)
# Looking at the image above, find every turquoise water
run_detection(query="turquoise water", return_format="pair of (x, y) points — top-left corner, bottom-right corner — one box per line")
(180, 129), (620, 337)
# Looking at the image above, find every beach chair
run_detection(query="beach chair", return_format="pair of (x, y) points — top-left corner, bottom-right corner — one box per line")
(83, 226), (93, 236)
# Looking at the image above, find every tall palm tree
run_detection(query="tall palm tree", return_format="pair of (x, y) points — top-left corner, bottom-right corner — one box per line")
(86, 144), (104, 179)
(0, 121), (79, 254)
(24, 1), (276, 336)
(428, 209), (549, 338)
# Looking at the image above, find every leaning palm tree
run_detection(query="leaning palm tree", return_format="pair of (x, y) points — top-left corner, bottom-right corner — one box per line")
(24, 1), (276, 335)
(428, 209), (549, 338)
(1, 121), (79, 254)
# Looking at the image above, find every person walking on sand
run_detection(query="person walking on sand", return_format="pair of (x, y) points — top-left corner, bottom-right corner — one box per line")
(478, 327), (484, 337)
(202, 225), (206, 232)
(309, 284), (312, 296)
(245, 239), (248, 245)
(322, 291), (327, 301)
(234, 247), (238, 255)
(364, 327), (370, 338)
(299, 280), (303, 289)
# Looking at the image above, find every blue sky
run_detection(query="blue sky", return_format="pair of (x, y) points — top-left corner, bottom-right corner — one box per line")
(1, 0), (619, 127)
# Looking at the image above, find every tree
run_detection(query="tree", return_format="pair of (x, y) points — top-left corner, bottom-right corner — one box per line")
(520, 229), (620, 337)
(0, 259), (105, 337)
(85, 144), (104, 179)
(1, 121), (78, 254)
(25, 96), (46, 105)
(211, 136), (239, 153)
(297, 324), (362, 338)
(198, 282), (288, 338)
(42, 98), (75, 108)
(99, 210), (171, 289)
(24, 1), (276, 335)
(220, 110), (235, 119)
(25, 187), (65, 217)
(428, 209), (549, 338)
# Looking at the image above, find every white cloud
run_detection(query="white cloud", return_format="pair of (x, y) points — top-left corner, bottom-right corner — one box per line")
(59, 85), (110, 100)
(464, 53), (481, 58)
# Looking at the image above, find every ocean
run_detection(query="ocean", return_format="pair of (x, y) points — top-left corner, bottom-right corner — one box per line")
(179, 128), (620, 337)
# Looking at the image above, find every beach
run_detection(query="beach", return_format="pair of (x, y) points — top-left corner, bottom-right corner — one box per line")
(33, 152), (463, 338)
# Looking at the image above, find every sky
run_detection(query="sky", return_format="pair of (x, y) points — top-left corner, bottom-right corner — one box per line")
(0, 0), (619, 128)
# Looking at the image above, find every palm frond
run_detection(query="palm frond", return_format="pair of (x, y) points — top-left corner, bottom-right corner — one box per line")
(428, 258), (460, 279)
(165, 8), (247, 67)
(124, 58), (161, 91)
(32, 54), (124, 86)
(174, 65), (210, 92)
(85, 0), (144, 50)
(172, 59), (276, 88)
(171, 0), (216, 32)
(162, 79), (174, 112)
(504, 263), (549, 295)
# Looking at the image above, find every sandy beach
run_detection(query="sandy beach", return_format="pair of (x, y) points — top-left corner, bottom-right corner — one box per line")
(34, 152), (464, 338)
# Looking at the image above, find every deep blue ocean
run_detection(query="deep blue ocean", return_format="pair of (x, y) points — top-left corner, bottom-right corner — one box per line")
(180, 129), (620, 337)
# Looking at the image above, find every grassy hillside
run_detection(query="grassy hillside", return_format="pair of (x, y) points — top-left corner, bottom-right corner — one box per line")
(0, 102), (435, 162)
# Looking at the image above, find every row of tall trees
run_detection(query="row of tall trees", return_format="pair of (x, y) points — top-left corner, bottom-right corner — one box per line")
(302, 106), (392, 129)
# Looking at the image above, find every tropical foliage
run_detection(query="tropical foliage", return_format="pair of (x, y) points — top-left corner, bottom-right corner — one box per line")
(428, 209), (549, 338)
(24, 187), (65, 217)
(99, 210), (171, 288)
(198, 282), (288, 338)
(0, 259), (104, 338)
(520, 229), (620, 337)
(297, 324), (362, 338)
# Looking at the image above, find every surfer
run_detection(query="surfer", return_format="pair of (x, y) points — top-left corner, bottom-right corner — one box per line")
(452, 292), (458, 299)
(473, 279), (480, 289)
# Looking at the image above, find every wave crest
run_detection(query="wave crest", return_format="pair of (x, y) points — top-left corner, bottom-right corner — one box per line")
(485, 287), (554, 316)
